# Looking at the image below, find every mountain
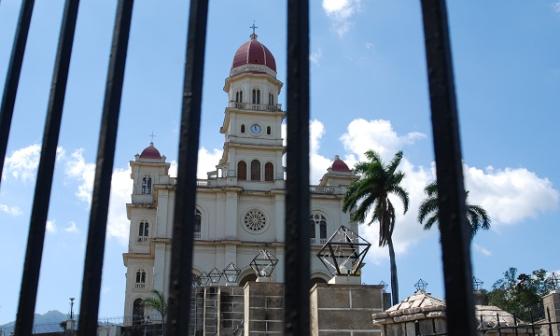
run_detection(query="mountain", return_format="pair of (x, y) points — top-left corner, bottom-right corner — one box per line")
(0, 310), (67, 335)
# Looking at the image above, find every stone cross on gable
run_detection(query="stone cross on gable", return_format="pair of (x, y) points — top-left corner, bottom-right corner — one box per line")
(472, 276), (484, 291)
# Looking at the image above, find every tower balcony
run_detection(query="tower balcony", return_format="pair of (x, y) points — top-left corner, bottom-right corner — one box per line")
(228, 101), (282, 112)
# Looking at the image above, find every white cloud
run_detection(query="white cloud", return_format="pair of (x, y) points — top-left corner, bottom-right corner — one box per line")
(473, 243), (492, 257)
(465, 165), (559, 225)
(553, 2), (560, 13)
(365, 42), (374, 50)
(65, 149), (131, 244)
(0, 203), (22, 216)
(330, 118), (559, 262)
(310, 48), (323, 65)
(3, 144), (65, 182)
(340, 119), (426, 162)
(168, 147), (223, 180)
(65, 149), (96, 203)
(322, 0), (362, 37)
(310, 120), (335, 184)
(64, 221), (79, 233)
(46, 220), (56, 233)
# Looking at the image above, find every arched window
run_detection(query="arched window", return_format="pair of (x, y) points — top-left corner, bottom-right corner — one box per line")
(135, 269), (146, 284)
(268, 93), (274, 105)
(265, 162), (273, 181)
(138, 221), (149, 241)
(241, 124), (245, 133)
(310, 212), (328, 243)
(194, 209), (201, 239)
(142, 176), (152, 194)
(250, 160), (261, 181)
(235, 90), (243, 103)
(266, 126), (271, 135)
(237, 161), (247, 181)
(252, 89), (261, 104)
(132, 298), (144, 325)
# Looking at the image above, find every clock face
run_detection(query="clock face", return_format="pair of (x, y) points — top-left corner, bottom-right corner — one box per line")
(250, 123), (262, 135)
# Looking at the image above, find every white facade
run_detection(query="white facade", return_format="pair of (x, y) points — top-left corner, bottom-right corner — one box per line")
(122, 35), (358, 321)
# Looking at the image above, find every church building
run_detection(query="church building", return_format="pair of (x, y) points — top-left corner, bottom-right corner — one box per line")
(122, 31), (358, 321)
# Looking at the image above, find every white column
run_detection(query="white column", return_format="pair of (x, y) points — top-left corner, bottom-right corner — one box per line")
(225, 191), (238, 239)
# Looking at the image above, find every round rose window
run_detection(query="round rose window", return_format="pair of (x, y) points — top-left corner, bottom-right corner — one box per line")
(244, 209), (267, 232)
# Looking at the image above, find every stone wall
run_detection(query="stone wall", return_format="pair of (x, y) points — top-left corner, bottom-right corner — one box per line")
(243, 282), (284, 335)
(310, 283), (384, 336)
(543, 291), (560, 336)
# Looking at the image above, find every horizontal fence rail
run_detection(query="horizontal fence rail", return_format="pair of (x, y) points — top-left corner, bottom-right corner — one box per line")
(0, 0), (477, 335)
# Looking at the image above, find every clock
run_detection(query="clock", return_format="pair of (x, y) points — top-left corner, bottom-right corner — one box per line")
(250, 123), (262, 135)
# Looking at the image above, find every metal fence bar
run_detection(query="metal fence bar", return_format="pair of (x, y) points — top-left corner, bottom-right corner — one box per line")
(13, 1), (80, 335)
(77, 1), (134, 335)
(166, 0), (209, 334)
(419, 1), (476, 336)
(284, 0), (311, 334)
(0, 0), (35, 185)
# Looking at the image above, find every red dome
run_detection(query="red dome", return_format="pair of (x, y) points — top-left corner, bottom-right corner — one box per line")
(231, 34), (276, 72)
(140, 143), (162, 160)
(331, 155), (351, 172)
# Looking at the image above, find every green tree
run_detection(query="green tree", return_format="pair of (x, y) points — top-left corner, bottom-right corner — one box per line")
(343, 150), (409, 305)
(418, 181), (491, 239)
(488, 267), (558, 321)
(143, 290), (167, 333)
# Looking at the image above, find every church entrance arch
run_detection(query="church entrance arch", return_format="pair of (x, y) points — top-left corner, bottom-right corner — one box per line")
(132, 298), (144, 325)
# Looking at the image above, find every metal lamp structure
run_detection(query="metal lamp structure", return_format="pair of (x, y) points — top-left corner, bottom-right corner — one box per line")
(223, 262), (241, 284)
(317, 225), (371, 277)
(208, 267), (223, 284)
(198, 272), (210, 287)
(250, 249), (278, 280)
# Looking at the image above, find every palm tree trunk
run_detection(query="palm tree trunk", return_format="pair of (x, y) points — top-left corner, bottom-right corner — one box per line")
(388, 237), (399, 305)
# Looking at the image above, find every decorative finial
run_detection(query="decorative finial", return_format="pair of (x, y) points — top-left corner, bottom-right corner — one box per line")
(550, 272), (560, 291)
(414, 278), (428, 293)
(149, 131), (156, 144)
(472, 276), (484, 291)
(250, 21), (258, 40)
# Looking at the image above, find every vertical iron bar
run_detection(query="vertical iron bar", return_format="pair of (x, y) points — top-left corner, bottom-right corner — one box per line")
(548, 307), (553, 336)
(497, 313), (502, 336)
(414, 320), (420, 336)
(285, 0), (310, 334)
(513, 314), (518, 336)
(166, 0), (208, 334)
(0, 0), (35, 184)
(77, 1), (134, 335)
(419, 1), (476, 335)
(529, 311), (536, 335)
(13, 1), (80, 335)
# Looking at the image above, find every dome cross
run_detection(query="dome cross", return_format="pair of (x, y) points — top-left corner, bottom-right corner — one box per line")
(250, 21), (258, 39)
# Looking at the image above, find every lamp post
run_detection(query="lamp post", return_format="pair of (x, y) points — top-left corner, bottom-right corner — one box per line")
(249, 250), (278, 282)
(223, 263), (241, 286)
(317, 225), (371, 284)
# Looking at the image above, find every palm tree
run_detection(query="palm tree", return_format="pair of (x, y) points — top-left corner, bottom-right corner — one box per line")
(143, 290), (167, 334)
(343, 150), (409, 305)
(418, 181), (490, 239)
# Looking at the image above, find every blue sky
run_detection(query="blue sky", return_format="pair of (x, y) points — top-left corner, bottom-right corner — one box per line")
(1, 0), (559, 324)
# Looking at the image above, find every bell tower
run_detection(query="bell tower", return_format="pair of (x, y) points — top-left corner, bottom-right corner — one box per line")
(217, 32), (284, 186)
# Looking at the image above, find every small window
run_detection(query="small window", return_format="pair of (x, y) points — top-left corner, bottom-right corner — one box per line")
(142, 176), (152, 194)
(252, 89), (261, 104)
(268, 93), (274, 105)
(266, 126), (271, 135)
(194, 209), (201, 239)
(138, 221), (149, 241)
(310, 212), (328, 242)
(136, 269), (146, 284)
(241, 124), (245, 133)
(235, 90), (243, 103)
(237, 161), (247, 180)
(265, 162), (273, 181)
(251, 160), (261, 181)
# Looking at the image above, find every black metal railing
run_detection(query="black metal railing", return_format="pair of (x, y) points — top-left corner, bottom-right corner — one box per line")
(1, 0), (476, 335)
